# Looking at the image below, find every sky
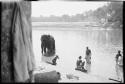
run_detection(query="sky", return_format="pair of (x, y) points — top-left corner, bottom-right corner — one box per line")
(32, 1), (108, 17)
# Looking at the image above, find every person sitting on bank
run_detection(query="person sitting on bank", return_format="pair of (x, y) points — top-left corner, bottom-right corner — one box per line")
(76, 56), (82, 69)
(81, 59), (87, 72)
(52, 55), (59, 65)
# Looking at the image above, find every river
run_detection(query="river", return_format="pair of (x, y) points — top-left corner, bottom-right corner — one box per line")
(32, 22), (123, 81)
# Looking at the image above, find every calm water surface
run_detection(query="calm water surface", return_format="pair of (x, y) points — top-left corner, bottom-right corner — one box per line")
(32, 23), (123, 80)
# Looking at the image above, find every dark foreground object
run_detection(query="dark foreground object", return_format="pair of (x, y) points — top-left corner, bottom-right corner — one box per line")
(34, 70), (61, 83)
(109, 78), (122, 83)
(46, 61), (57, 66)
(75, 68), (87, 73)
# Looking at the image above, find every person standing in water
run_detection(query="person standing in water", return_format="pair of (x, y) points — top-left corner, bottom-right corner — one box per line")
(85, 47), (91, 73)
(116, 50), (122, 64)
(115, 50), (123, 82)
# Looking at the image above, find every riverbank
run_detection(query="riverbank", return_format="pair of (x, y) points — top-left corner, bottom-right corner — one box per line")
(32, 22), (123, 83)
(34, 61), (118, 83)
(32, 22), (101, 29)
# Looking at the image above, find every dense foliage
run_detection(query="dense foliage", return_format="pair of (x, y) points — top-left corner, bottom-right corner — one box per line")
(32, 2), (123, 29)
(92, 2), (123, 28)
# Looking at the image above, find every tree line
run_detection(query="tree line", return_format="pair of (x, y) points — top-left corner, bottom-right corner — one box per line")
(92, 2), (123, 28)
(32, 2), (123, 28)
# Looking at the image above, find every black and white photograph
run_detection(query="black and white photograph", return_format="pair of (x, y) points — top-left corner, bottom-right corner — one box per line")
(1, 0), (124, 83)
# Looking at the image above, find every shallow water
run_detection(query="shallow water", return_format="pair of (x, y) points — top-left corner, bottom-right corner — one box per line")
(32, 22), (123, 81)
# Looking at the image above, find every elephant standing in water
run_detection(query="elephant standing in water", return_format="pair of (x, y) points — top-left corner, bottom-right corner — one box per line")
(41, 35), (48, 54)
(41, 35), (55, 56)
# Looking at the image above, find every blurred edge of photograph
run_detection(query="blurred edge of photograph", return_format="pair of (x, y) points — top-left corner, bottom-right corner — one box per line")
(1, 0), (124, 83)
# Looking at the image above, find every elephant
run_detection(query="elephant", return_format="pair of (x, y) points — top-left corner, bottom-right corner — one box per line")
(41, 35), (55, 56)
(41, 35), (48, 54)
(47, 35), (55, 54)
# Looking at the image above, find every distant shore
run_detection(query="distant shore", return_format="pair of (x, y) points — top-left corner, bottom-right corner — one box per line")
(32, 22), (121, 30)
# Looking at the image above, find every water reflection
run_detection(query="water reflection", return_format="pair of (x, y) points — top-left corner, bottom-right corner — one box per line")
(32, 27), (123, 80)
